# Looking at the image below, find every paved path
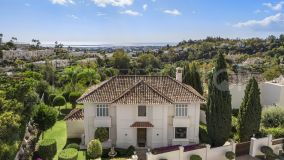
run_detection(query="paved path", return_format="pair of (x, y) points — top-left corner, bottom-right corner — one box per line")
(236, 155), (260, 160)
(136, 149), (147, 160)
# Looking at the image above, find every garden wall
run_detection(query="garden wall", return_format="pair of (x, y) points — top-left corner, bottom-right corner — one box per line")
(146, 141), (236, 160)
(66, 120), (84, 138)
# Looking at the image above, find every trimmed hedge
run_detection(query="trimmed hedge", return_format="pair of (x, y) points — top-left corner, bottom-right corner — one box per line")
(58, 148), (78, 160)
(190, 154), (202, 160)
(260, 127), (284, 139)
(66, 143), (80, 150)
(87, 139), (102, 159)
(95, 127), (109, 142)
(225, 151), (235, 160)
(38, 139), (57, 159)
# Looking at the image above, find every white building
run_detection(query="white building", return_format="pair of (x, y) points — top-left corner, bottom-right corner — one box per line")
(2, 49), (54, 60)
(230, 75), (284, 108)
(69, 69), (205, 149)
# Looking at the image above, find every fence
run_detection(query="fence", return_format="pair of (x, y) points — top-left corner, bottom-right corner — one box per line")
(146, 135), (284, 160)
(146, 141), (236, 160)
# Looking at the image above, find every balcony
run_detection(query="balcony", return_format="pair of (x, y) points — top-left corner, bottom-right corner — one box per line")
(94, 116), (112, 127)
(172, 116), (190, 127)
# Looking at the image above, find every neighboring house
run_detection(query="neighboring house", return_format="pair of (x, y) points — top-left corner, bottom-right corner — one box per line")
(73, 68), (205, 149)
(2, 49), (54, 60)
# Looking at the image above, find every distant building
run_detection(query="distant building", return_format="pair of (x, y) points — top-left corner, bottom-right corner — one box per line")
(2, 49), (54, 61)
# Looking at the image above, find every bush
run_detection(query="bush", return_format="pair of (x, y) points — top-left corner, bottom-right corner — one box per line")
(261, 106), (284, 128)
(38, 139), (57, 159)
(69, 92), (81, 108)
(190, 154), (202, 160)
(58, 148), (78, 160)
(87, 139), (102, 159)
(53, 96), (66, 107)
(225, 151), (235, 160)
(48, 94), (56, 105)
(260, 146), (273, 156)
(62, 91), (71, 102)
(95, 127), (109, 142)
(260, 127), (284, 139)
(33, 103), (58, 132)
(66, 143), (80, 150)
(126, 145), (135, 157)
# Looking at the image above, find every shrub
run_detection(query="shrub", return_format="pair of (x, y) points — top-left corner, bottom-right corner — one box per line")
(48, 94), (56, 105)
(38, 139), (57, 159)
(95, 127), (109, 142)
(261, 106), (284, 128)
(87, 139), (102, 159)
(126, 145), (135, 157)
(33, 103), (58, 132)
(62, 91), (71, 102)
(260, 127), (284, 139)
(69, 92), (81, 109)
(190, 154), (202, 160)
(66, 143), (79, 150)
(58, 148), (78, 160)
(260, 146), (273, 156)
(225, 151), (235, 160)
(53, 96), (66, 107)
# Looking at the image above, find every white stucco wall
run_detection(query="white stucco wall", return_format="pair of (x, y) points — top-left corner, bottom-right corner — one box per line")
(84, 102), (201, 149)
(230, 82), (284, 109)
(66, 120), (84, 138)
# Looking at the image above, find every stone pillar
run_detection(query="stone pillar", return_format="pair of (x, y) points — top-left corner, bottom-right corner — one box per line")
(205, 144), (211, 160)
(249, 137), (257, 157)
(268, 134), (273, 147)
(179, 146), (184, 160)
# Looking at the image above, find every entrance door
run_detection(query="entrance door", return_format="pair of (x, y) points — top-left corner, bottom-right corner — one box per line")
(137, 128), (147, 147)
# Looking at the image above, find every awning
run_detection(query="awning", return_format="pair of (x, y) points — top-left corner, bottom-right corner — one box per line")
(130, 122), (154, 128)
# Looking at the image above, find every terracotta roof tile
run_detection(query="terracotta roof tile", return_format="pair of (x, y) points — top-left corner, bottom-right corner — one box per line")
(130, 122), (154, 128)
(64, 108), (84, 121)
(77, 75), (205, 104)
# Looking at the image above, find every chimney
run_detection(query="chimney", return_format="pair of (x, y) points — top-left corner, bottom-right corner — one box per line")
(176, 67), (183, 82)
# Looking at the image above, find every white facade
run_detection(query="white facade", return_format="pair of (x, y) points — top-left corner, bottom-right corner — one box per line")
(83, 102), (201, 149)
(66, 120), (84, 138)
(230, 81), (284, 108)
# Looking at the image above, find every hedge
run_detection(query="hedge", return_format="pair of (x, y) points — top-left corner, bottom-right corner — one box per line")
(38, 139), (57, 159)
(260, 127), (284, 139)
(66, 143), (80, 150)
(190, 154), (202, 160)
(58, 148), (78, 160)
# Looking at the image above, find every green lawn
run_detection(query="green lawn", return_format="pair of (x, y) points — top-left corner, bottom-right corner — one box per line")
(39, 103), (86, 160)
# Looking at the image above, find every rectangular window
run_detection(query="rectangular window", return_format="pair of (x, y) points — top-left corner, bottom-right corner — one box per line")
(175, 127), (187, 139)
(96, 104), (109, 117)
(175, 104), (188, 117)
(138, 105), (146, 117)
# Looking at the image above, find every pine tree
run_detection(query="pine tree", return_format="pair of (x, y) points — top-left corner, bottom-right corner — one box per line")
(183, 62), (203, 95)
(238, 77), (261, 142)
(206, 53), (232, 147)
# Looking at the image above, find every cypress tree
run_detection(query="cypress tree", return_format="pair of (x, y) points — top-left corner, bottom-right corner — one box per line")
(183, 62), (203, 95)
(238, 77), (261, 142)
(206, 53), (232, 147)
(190, 63), (203, 95)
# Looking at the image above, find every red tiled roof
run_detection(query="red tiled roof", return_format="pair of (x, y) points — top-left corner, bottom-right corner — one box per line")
(77, 75), (205, 104)
(64, 108), (84, 121)
(130, 122), (154, 128)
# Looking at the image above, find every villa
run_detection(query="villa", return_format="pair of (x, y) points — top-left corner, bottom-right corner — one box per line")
(66, 68), (205, 149)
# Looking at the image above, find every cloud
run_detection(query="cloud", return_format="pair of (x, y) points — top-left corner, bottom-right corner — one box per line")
(263, 1), (284, 11)
(164, 9), (181, 16)
(50, 0), (75, 5)
(143, 4), (148, 11)
(233, 13), (284, 29)
(68, 14), (79, 19)
(91, 0), (133, 7)
(120, 10), (142, 16)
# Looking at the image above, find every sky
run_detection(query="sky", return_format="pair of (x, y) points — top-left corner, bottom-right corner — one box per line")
(0, 0), (284, 44)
